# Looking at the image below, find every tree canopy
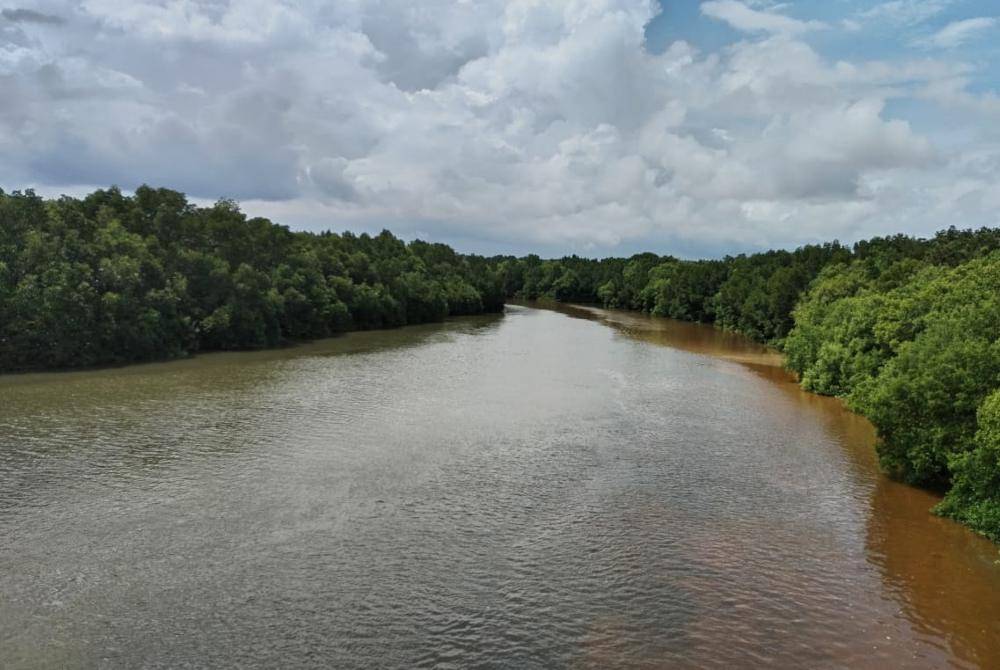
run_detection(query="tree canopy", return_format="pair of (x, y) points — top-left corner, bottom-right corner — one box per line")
(0, 186), (503, 372)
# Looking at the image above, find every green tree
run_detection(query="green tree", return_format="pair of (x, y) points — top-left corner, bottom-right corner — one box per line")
(937, 390), (1000, 541)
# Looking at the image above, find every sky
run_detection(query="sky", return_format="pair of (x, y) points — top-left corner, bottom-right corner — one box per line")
(1, 1), (999, 258)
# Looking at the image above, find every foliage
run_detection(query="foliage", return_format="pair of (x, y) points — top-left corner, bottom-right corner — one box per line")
(937, 390), (1000, 541)
(785, 253), (1000, 487)
(0, 186), (503, 371)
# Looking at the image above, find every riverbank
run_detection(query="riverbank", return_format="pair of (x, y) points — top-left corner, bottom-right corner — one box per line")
(1, 312), (508, 378)
(0, 311), (505, 381)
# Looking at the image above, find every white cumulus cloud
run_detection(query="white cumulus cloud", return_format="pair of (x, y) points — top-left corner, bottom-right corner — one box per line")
(0, 0), (998, 256)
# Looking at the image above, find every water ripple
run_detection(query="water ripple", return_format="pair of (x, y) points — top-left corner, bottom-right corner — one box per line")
(0, 308), (998, 669)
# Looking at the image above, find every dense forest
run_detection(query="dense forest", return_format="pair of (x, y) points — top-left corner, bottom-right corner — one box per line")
(0, 186), (504, 372)
(2, 185), (998, 542)
(488, 227), (1000, 542)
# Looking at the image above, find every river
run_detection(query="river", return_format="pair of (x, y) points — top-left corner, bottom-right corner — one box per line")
(1, 304), (998, 669)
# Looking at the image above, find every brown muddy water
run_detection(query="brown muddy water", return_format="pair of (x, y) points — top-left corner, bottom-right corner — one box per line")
(1, 304), (998, 669)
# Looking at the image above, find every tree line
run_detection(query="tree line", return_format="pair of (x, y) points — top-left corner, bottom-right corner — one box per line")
(0, 186), (503, 372)
(487, 228), (1000, 542)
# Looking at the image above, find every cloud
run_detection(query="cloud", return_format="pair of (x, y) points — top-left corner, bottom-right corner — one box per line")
(924, 17), (997, 49)
(0, 0), (998, 257)
(700, 0), (825, 35)
(856, 1), (955, 27)
(1, 8), (64, 24)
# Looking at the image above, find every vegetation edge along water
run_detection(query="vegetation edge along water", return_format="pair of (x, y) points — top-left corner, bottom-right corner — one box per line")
(1, 185), (998, 543)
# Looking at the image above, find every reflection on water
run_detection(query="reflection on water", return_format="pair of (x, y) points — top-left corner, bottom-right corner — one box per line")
(1, 305), (998, 669)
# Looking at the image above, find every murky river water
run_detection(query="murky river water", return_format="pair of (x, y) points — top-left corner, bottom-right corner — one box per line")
(1, 304), (998, 669)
